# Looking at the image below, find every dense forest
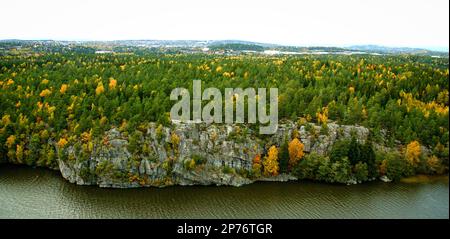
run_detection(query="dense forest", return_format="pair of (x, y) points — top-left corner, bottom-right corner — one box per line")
(0, 48), (448, 182)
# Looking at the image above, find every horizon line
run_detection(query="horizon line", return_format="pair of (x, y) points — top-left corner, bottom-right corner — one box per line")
(1, 38), (448, 53)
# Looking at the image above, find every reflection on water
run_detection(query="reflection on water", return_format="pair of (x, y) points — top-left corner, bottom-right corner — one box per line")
(0, 165), (448, 219)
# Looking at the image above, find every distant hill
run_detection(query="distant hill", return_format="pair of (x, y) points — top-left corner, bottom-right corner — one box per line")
(208, 43), (265, 52)
(348, 45), (448, 57)
(0, 39), (447, 57)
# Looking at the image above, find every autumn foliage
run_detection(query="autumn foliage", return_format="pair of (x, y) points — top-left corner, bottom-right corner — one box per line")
(109, 78), (117, 89)
(95, 83), (104, 95)
(405, 140), (421, 166)
(316, 107), (328, 125)
(288, 138), (304, 169)
(263, 146), (279, 176)
(59, 84), (68, 94)
(0, 45), (448, 177)
(39, 89), (52, 97)
(57, 138), (68, 148)
(252, 154), (262, 177)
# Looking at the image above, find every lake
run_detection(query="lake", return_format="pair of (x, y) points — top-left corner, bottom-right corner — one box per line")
(0, 165), (448, 219)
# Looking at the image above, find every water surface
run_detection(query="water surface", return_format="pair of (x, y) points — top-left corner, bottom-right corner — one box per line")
(0, 165), (448, 219)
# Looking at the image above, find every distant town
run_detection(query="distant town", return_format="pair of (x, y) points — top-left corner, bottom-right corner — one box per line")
(0, 39), (447, 57)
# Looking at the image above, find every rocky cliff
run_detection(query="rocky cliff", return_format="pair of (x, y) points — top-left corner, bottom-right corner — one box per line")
(56, 121), (371, 188)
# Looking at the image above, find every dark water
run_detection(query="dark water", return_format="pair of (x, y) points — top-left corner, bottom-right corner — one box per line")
(0, 165), (448, 219)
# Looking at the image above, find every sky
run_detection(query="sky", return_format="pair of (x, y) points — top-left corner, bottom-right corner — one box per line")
(1, 0), (449, 51)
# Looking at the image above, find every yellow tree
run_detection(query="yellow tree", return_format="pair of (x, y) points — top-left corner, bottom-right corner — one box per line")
(6, 135), (16, 148)
(109, 78), (117, 90)
(405, 141), (421, 166)
(57, 138), (68, 148)
(95, 83), (105, 95)
(263, 146), (279, 176)
(16, 144), (24, 163)
(60, 84), (68, 94)
(39, 89), (52, 97)
(288, 138), (304, 169)
(316, 107), (328, 125)
(348, 86), (355, 94)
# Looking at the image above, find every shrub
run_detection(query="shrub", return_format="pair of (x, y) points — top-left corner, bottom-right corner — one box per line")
(292, 152), (323, 180)
(320, 123), (329, 135)
(184, 158), (196, 171)
(127, 130), (143, 154)
(252, 163), (262, 178)
(379, 151), (412, 181)
(237, 169), (250, 178)
(330, 139), (350, 163)
(192, 154), (206, 165)
(426, 155), (445, 174)
(330, 157), (352, 183)
(316, 157), (332, 182)
(353, 162), (369, 182)
(95, 160), (114, 175)
(222, 166), (235, 174)
(155, 124), (165, 142)
(162, 158), (173, 175)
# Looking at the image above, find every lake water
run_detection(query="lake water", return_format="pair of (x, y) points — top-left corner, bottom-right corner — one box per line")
(0, 165), (448, 219)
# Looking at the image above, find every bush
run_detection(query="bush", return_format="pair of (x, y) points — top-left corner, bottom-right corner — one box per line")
(316, 157), (332, 181)
(425, 155), (445, 174)
(379, 151), (412, 181)
(184, 158), (196, 171)
(292, 153), (314, 180)
(155, 124), (165, 142)
(330, 139), (350, 163)
(293, 153), (354, 184)
(237, 168), (250, 178)
(95, 160), (114, 175)
(192, 154), (206, 165)
(330, 157), (352, 183)
(79, 166), (94, 179)
(353, 162), (369, 182)
(127, 130), (143, 154)
(162, 158), (173, 175)
(252, 163), (262, 178)
(292, 152), (326, 181)
(320, 124), (329, 135)
(222, 166), (235, 174)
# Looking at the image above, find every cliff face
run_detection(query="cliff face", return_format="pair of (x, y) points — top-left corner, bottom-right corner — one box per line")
(56, 121), (370, 188)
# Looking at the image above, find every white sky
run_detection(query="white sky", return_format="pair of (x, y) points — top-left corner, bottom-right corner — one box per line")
(1, 0), (449, 50)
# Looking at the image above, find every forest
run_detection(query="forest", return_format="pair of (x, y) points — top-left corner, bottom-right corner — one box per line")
(0, 46), (448, 183)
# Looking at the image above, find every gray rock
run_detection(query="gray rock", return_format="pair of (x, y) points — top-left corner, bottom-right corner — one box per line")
(56, 121), (373, 188)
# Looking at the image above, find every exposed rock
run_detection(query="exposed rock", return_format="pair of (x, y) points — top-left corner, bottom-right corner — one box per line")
(380, 175), (392, 183)
(56, 121), (371, 188)
(257, 174), (298, 182)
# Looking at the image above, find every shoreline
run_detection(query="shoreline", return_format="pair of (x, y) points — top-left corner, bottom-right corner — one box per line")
(1, 163), (447, 188)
